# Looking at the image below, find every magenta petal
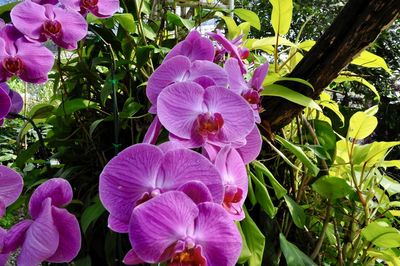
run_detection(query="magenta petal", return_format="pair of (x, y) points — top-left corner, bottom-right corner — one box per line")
(194, 203), (242, 266)
(224, 58), (247, 94)
(7, 89), (23, 115)
(251, 62), (269, 91)
(158, 141), (185, 153)
(204, 86), (255, 143)
(0, 227), (8, 265)
(29, 178), (73, 220)
(10, 1), (47, 41)
(143, 115), (162, 144)
(159, 149), (224, 203)
(47, 206), (81, 263)
(99, 144), (164, 232)
(235, 125), (262, 164)
(165, 31), (215, 62)
(177, 181), (213, 205)
(52, 6), (88, 50)
(157, 82), (204, 140)
(129, 191), (198, 263)
(108, 215), (129, 233)
(0, 165), (23, 213)
(189, 60), (228, 88)
(59, 0), (80, 12)
(146, 55), (191, 106)
(32, 0), (59, 4)
(123, 249), (144, 265)
(15, 38), (54, 84)
(2, 220), (32, 254)
(93, 0), (120, 18)
(18, 199), (59, 266)
(0, 87), (11, 118)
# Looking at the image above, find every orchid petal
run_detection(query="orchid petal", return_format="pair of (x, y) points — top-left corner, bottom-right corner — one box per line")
(189, 60), (228, 88)
(0, 87), (11, 119)
(224, 58), (247, 94)
(10, 1), (46, 41)
(0, 165), (23, 213)
(2, 220), (32, 254)
(143, 115), (162, 144)
(123, 249), (144, 265)
(235, 125), (262, 164)
(251, 62), (269, 91)
(177, 181), (213, 205)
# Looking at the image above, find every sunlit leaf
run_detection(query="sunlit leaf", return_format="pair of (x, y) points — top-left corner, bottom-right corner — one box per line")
(252, 160), (287, 199)
(114, 13), (136, 33)
(362, 221), (400, 248)
(234, 8), (261, 30)
(312, 176), (354, 200)
(269, 0), (293, 35)
(334, 72), (380, 101)
(351, 50), (391, 73)
(347, 111), (378, 140)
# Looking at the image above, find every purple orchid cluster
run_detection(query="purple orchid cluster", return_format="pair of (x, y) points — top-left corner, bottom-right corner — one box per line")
(99, 30), (268, 265)
(0, 166), (81, 266)
(0, 83), (22, 126)
(0, 0), (119, 84)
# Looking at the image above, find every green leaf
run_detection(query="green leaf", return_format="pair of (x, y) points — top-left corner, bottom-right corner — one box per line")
(275, 135), (320, 176)
(0, 2), (19, 15)
(263, 136), (302, 172)
(380, 175), (400, 196)
(334, 73), (380, 101)
(269, 0), (293, 35)
(114, 13), (136, 33)
(318, 92), (345, 126)
(220, 15), (239, 39)
(308, 119), (337, 162)
(89, 119), (104, 137)
(240, 207), (266, 266)
(297, 40), (315, 51)
(74, 256), (92, 266)
(143, 24), (156, 40)
(56, 99), (98, 116)
(351, 50), (391, 74)
(252, 36), (295, 49)
(312, 176), (354, 200)
(279, 233), (317, 266)
(362, 221), (400, 248)
(81, 196), (106, 234)
(347, 111), (378, 140)
(367, 249), (400, 266)
(249, 172), (277, 218)
(166, 12), (195, 30)
(284, 195), (306, 229)
(237, 223), (251, 263)
(234, 8), (261, 30)
(252, 161), (287, 199)
(28, 103), (55, 119)
(120, 97), (142, 118)
(136, 45), (155, 68)
(262, 84), (321, 111)
(364, 141), (400, 166)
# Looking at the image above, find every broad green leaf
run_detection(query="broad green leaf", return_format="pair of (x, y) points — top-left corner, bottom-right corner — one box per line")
(0, 2), (19, 14)
(312, 176), (354, 200)
(252, 161), (287, 199)
(234, 8), (261, 30)
(279, 233), (317, 266)
(114, 13), (136, 33)
(263, 76), (314, 90)
(297, 40), (315, 51)
(74, 256), (92, 266)
(308, 119), (337, 162)
(240, 208), (266, 266)
(347, 111), (377, 140)
(362, 221), (400, 248)
(238, 22), (251, 39)
(351, 50), (391, 73)
(143, 24), (156, 40)
(166, 12), (195, 30)
(81, 196), (106, 234)
(262, 84), (321, 111)
(216, 13), (239, 39)
(334, 73), (380, 101)
(237, 223), (251, 263)
(28, 103), (55, 119)
(367, 249), (400, 266)
(120, 97), (142, 118)
(136, 45), (155, 68)
(318, 92), (345, 126)
(365, 105), (379, 116)
(284, 195), (306, 228)
(380, 175), (400, 196)
(249, 172), (277, 218)
(381, 160), (400, 169)
(269, 0), (293, 35)
(252, 36), (295, 48)
(56, 99), (98, 116)
(275, 135), (320, 176)
(364, 141), (400, 166)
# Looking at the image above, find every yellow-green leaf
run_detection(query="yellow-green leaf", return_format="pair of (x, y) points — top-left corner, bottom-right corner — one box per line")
(269, 0), (293, 35)
(318, 92), (345, 126)
(334, 72), (380, 101)
(234, 8), (261, 30)
(297, 40), (315, 51)
(220, 15), (239, 39)
(351, 50), (391, 74)
(362, 221), (400, 248)
(347, 111), (378, 140)
(114, 13), (136, 33)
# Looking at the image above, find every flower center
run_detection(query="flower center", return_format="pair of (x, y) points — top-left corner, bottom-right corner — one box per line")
(43, 20), (62, 36)
(238, 47), (250, 60)
(169, 245), (206, 266)
(223, 185), (243, 215)
(3, 57), (23, 75)
(81, 0), (98, 8)
(135, 188), (161, 206)
(242, 90), (260, 105)
(196, 113), (224, 136)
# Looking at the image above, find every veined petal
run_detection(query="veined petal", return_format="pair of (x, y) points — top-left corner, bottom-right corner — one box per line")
(143, 115), (162, 144)
(2, 220), (32, 254)
(157, 82), (204, 140)
(194, 203), (242, 266)
(177, 181), (213, 205)
(0, 88), (11, 119)
(0, 227), (9, 265)
(189, 60), (228, 88)
(235, 125), (262, 164)
(99, 144), (164, 232)
(94, 0), (120, 18)
(29, 178), (73, 220)
(108, 214), (129, 233)
(129, 191), (198, 263)
(123, 249), (144, 265)
(59, 0), (80, 12)
(224, 58), (247, 94)
(18, 199), (59, 266)
(146, 55), (191, 106)
(10, 1), (47, 41)
(0, 165), (23, 212)
(159, 149), (224, 203)
(204, 86), (254, 143)
(7, 89), (23, 115)
(250, 62), (269, 91)
(158, 141), (185, 153)
(47, 207), (81, 263)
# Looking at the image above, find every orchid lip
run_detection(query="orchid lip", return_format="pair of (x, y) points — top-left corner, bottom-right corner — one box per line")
(81, 0), (98, 9)
(3, 57), (23, 75)
(43, 20), (62, 37)
(196, 112), (224, 136)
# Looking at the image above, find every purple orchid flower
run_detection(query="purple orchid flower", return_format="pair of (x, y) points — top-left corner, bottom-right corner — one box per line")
(0, 83), (23, 126)
(203, 125), (262, 165)
(209, 30), (249, 74)
(165, 30), (215, 62)
(126, 191), (241, 266)
(99, 143), (224, 233)
(0, 24), (54, 83)
(31, 0), (59, 5)
(60, 0), (119, 18)
(0, 228), (7, 265)
(1, 178), (81, 266)
(214, 146), (248, 221)
(0, 165), (23, 217)
(157, 81), (255, 148)
(0, 87), (11, 125)
(146, 55), (228, 113)
(225, 58), (269, 123)
(11, 1), (88, 50)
